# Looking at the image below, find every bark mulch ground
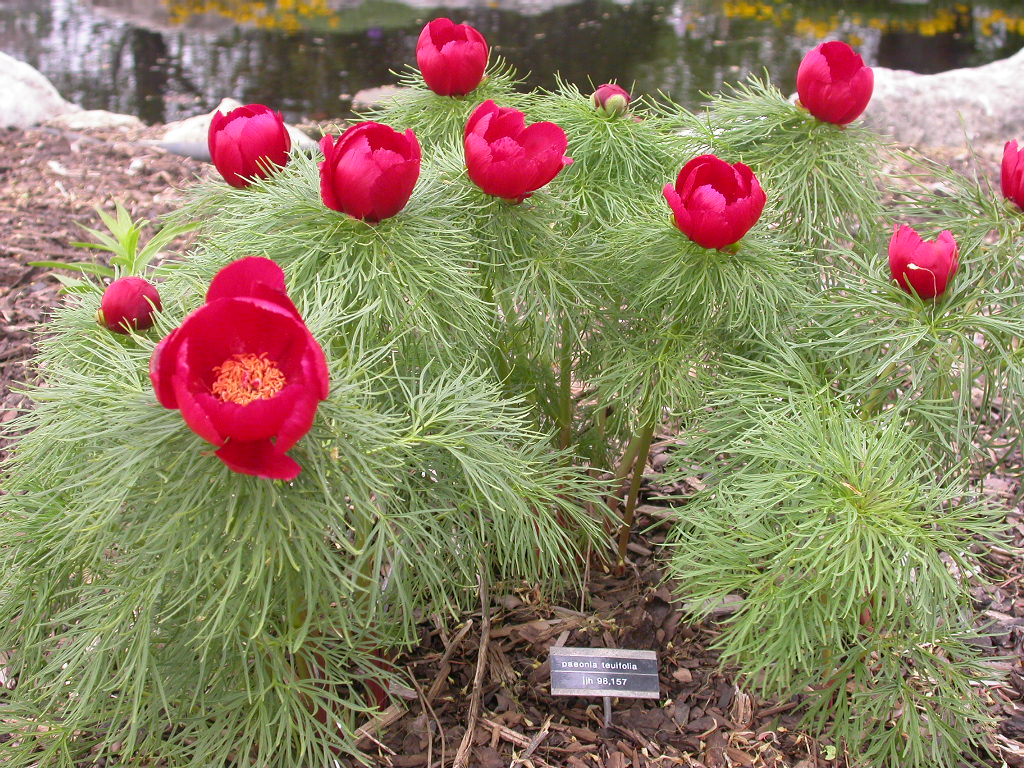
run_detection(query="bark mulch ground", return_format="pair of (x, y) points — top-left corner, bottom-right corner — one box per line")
(1, 123), (1023, 767)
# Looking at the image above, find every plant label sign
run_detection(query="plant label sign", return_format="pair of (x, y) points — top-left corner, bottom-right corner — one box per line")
(549, 647), (659, 698)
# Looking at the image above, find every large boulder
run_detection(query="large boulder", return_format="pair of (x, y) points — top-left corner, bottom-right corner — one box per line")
(863, 47), (1024, 148)
(0, 52), (80, 129)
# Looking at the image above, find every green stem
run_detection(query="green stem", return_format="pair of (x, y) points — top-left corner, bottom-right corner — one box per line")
(593, 399), (609, 471)
(607, 426), (648, 504)
(558, 318), (574, 451)
(615, 421), (656, 571)
(480, 268), (516, 395)
(860, 359), (900, 418)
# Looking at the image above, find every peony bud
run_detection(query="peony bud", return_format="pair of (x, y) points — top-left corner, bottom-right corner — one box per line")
(319, 122), (421, 222)
(1001, 140), (1024, 211)
(663, 155), (767, 250)
(463, 100), (572, 202)
(208, 103), (291, 188)
(416, 18), (489, 97)
(591, 83), (631, 117)
(796, 41), (873, 125)
(99, 276), (161, 333)
(888, 225), (959, 299)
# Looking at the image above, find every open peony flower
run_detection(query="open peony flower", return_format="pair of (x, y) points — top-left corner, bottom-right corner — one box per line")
(207, 103), (292, 188)
(463, 100), (572, 202)
(150, 257), (329, 480)
(663, 154), (766, 250)
(416, 17), (489, 96)
(888, 224), (959, 300)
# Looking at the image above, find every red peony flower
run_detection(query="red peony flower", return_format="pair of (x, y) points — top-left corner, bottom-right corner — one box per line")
(319, 122), (421, 222)
(416, 18), (489, 97)
(463, 100), (572, 202)
(796, 41), (874, 126)
(888, 225), (959, 300)
(663, 154), (766, 250)
(208, 103), (292, 188)
(99, 276), (161, 333)
(591, 83), (631, 117)
(1001, 140), (1024, 211)
(150, 257), (329, 480)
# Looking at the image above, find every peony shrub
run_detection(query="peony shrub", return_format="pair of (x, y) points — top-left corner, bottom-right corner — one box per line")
(1, 26), (1020, 768)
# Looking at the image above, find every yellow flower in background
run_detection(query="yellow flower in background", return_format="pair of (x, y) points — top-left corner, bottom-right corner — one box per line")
(164, 0), (1024, 40)
(793, 17), (832, 39)
(165, 0), (332, 30)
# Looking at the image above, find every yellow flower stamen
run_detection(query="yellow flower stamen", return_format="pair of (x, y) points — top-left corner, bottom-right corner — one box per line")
(211, 352), (286, 405)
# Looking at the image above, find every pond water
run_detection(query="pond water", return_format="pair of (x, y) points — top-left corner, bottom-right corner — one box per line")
(1, 0), (1022, 125)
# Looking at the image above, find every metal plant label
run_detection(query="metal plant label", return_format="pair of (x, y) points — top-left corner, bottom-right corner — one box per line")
(549, 647), (660, 698)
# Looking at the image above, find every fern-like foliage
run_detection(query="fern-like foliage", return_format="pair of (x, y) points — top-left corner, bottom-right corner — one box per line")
(661, 380), (1001, 767)
(0, 259), (604, 765)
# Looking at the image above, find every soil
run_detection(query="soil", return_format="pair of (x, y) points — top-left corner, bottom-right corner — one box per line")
(1, 123), (1023, 768)
(0, 123), (206, 451)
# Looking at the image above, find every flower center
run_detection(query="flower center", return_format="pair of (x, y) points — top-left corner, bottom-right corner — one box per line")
(211, 352), (286, 405)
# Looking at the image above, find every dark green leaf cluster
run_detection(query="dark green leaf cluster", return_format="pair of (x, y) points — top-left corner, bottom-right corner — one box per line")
(662, 381), (1000, 766)
(706, 75), (889, 250)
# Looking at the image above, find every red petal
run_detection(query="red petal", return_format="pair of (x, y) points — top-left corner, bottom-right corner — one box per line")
(464, 100), (498, 141)
(207, 256), (285, 301)
(1002, 141), (1017, 199)
(683, 185), (731, 250)
(176, 298), (310, 389)
(439, 41), (488, 95)
(520, 120), (567, 157)
(332, 130), (379, 218)
(663, 182), (682, 213)
(488, 108), (527, 142)
(819, 40), (865, 79)
(203, 384), (300, 443)
(205, 257), (300, 318)
(676, 156), (726, 201)
(150, 327), (183, 408)
(301, 327), (330, 400)
(272, 388), (322, 452)
(216, 439), (302, 480)
(172, 342), (226, 446)
(1002, 140), (1024, 207)
(212, 138), (249, 188)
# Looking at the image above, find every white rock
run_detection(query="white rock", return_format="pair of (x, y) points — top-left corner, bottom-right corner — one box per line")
(161, 97), (242, 145)
(350, 85), (404, 113)
(863, 47), (1024, 148)
(43, 110), (144, 131)
(159, 98), (317, 161)
(0, 52), (80, 129)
